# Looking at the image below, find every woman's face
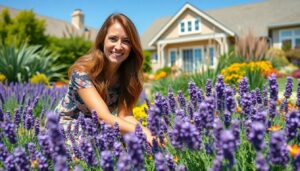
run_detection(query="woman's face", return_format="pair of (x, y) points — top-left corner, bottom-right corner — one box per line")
(104, 22), (131, 67)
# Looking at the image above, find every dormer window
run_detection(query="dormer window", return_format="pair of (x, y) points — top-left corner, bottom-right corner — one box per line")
(180, 22), (185, 32)
(179, 18), (201, 35)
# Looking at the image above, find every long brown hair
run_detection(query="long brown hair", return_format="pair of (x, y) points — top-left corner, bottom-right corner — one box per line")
(69, 13), (144, 113)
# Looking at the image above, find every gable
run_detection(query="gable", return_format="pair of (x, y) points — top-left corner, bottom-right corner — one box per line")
(148, 3), (235, 47)
(159, 9), (225, 40)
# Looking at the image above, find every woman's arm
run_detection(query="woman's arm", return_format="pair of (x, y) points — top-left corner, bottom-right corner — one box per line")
(77, 87), (137, 134)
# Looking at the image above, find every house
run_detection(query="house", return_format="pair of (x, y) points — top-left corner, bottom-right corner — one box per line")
(141, 0), (300, 72)
(0, 5), (98, 41)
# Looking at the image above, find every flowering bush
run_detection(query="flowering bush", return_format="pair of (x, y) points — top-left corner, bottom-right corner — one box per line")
(30, 73), (50, 85)
(221, 61), (274, 85)
(1, 75), (300, 170)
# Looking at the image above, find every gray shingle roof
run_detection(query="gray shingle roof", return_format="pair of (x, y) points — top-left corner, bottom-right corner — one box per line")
(141, 0), (300, 50)
(0, 5), (98, 41)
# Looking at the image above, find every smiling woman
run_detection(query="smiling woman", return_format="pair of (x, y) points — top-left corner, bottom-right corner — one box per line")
(55, 13), (154, 144)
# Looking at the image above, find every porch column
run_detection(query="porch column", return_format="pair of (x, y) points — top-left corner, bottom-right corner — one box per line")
(158, 42), (167, 68)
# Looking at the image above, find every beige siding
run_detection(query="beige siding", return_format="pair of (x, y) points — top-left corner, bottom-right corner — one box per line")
(159, 9), (224, 40)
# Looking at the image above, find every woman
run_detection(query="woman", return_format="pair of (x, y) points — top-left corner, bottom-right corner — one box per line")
(55, 13), (153, 144)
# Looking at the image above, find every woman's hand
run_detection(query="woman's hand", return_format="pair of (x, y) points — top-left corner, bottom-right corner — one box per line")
(142, 127), (155, 146)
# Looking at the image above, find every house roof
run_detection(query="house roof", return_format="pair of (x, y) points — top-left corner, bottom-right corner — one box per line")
(147, 3), (236, 48)
(141, 0), (300, 50)
(0, 5), (98, 41)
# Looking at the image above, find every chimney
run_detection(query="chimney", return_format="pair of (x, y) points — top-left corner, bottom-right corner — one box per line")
(71, 9), (84, 30)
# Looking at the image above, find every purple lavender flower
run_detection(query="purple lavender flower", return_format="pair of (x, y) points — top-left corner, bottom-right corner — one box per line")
(117, 152), (131, 171)
(135, 124), (147, 152)
(4, 122), (17, 144)
(177, 90), (186, 110)
(113, 142), (123, 160)
(284, 76), (293, 99)
(100, 150), (114, 171)
(213, 118), (224, 155)
(206, 79), (212, 97)
(215, 75), (225, 111)
(297, 79), (300, 107)
(168, 87), (177, 113)
(294, 154), (300, 171)
(170, 116), (201, 150)
(238, 77), (249, 97)
(147, 105), (161, 136)
(268, 74), (279, 102)
(255, 152), (269, 171)
(13, 147), (30, 171)
(80, 139), (98, 166)
(249, 122), (266, 151)
(4, 154), (17, 170)
(124, 133), (145, 170)
(209, 155), (223, 171)
(54, 156), (68, 171)
(188, 81), (198, 107)
(252, 110), (267, 126)
(220, 130), (236, 167)
(114, 122), (122, 142)
(245, 119), (252, 141)
(35, 118), (40, 136)
(224, 110), (231, 128)
(231, 119), (241, 146)
(268, 130), (289, 166)
(13, 108), (21, 127)
(155, 152), (169, 171)
(225, 87), (236, 113)
(187, 102), (194, 120)
(285, 111), (300, 141)
(27, 142), (38, 161)
(196, 88), (204, 107)
(250, 90), (257, 106)
(176, 165), (187, 171)
(279, 99), (288, 114)
(165, 153), (175, 170)
(256, 88), (262, 104)
(37, 152), (49, 171)
(0, 108), (3, 122)
(0, 143), (9, 161)
(268, 100), (277, 119)
(38, 132), (52, 159)
(241, 92), (252, 119)
(263, 85), (269, 108)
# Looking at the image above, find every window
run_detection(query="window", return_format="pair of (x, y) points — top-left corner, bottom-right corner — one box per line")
(280, 28), (300, 49)
(169, 50), (176, 66)
(194, 48), (202, 70)
(209, 47), (215, 66)
(179, 18), (201, 34)
(180, 22), (185, 33)
(195, 19), (200, 31)
(182, 49), (194, 72)
(152, 53), (158, 62)
(188, 21), (192, 32)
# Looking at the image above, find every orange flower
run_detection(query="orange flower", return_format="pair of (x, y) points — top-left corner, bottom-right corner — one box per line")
(287, 144), (300, 157)
(236, 106), (241, 113)
(267, 125), (281, 132)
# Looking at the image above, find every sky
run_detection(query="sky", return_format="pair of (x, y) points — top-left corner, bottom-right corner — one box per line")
(0, 0), (264, 35)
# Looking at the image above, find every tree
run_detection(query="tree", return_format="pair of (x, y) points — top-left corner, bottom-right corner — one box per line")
(142, 50), (152, 73)
(0, 8), (48, 46)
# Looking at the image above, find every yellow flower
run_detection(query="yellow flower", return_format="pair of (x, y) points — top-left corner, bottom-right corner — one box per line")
(30, 73), (49, 85)
(0, 74), (6, 82)
(133, 103), (148, 126)
(31, 160), (38, 168)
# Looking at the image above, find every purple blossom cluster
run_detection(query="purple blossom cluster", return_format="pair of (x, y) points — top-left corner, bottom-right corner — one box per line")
(268, 131), (289, 166)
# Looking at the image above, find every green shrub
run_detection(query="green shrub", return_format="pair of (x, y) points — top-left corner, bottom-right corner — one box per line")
(0, 43), (66, 82)
(142, 50), (152, 73)
(47, 36), (92, 78)
(266, 48), (289, 69)
(155, 66), (172, 75)
(285, 48), (300, 67)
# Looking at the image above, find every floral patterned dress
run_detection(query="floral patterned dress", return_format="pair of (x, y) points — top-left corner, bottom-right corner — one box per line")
(55, 71), (120, 121)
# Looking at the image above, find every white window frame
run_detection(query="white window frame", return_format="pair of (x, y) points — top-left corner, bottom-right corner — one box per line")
(179, 46), (204, 72)
(178, 18), (202, 35)
(207, 45), (216, 67)
(168, 48), (177, 67)
(279, 28), (300, 49)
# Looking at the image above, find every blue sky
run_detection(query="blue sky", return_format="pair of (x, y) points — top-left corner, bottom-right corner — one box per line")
(0, 0), (264, 35)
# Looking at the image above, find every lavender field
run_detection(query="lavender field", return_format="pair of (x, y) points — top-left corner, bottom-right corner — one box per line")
(0, 75), (300, 171)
